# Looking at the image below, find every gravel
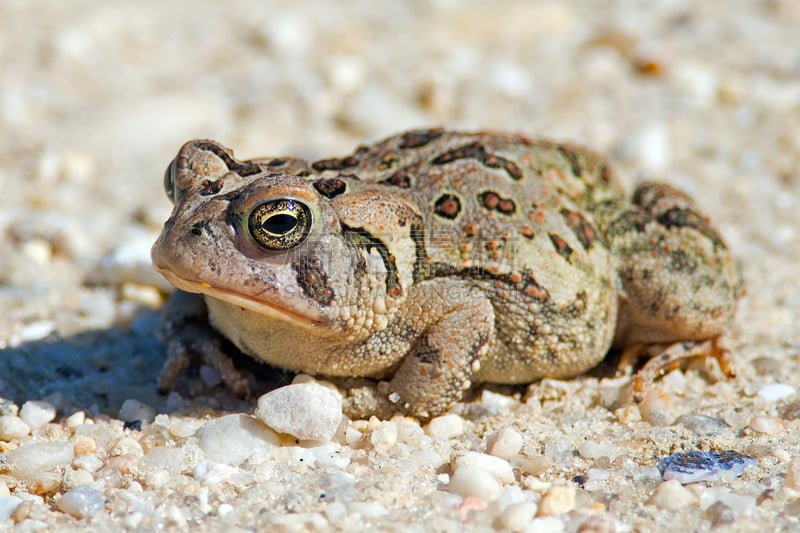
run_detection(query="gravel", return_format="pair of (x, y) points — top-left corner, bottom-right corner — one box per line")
(1, 0), (799, 531)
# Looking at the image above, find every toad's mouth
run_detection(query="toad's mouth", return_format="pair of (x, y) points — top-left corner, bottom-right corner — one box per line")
(154, 267), (332, 333)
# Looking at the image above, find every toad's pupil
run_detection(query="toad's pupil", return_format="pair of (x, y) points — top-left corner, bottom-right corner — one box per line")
(265, 213), (297, 234)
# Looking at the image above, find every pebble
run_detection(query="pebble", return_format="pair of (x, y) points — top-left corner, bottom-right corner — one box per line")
(784, 457), (800, 490)
(118, 399), (155, 424)
(424, 414), (465, 439)
(455, 452), (515, 484)
(577, 515), (617, 533)
(57, 486), (105, 518)
(704, 501), (734, 528)
(499, 501), (538, 532)
(0, 495), (22, 521)
(675, 414), (730, 436)
(536, 486), (575, 517)
(0, 415), (31, 440)
(648, 480), (697, 510)
(658, 450), (756, 484)
(7, 442), (74, 478)
(197, 414), (279, 465)
(64, 411), (86, 429)
(448, 465), (503, 501)
(254, 383), (343, 441)
(524, 516), (566, 533)
(577, 441), (616, 460)
(72, 435), (97, 455)
(486, 427), (523, 460)
(368, 420), (398, 452)
(750, 415), (785, 435)
(19, 401), (57, 429)
(757, 384), (796, 402)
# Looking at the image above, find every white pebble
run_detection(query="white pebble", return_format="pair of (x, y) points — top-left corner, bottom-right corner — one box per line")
(455, 451), (515, 484)
(587, 468), (611, 481)
(757, 384), (796, 402)
(577, 440), (616, 460)
(0, 415), (30, 440)
(118, 399), (155, 424)
(369, 420), (398, 452)
(347, 501), (389, 518)
(524, 516), (565, 533)
(536, 486), (575, 516)
(648, 479), (698, 511)
(499, 501), (538, 532)
(168, 417), (204, 439)
(486, 427), (523, 460)
(0, 495), (23, 521)
(750, 415), (785, 435)
(14, 321), (56, 345)
(448, 465), (503, 501)
(424, 414), (465, 439)
(19, 401), (57, 429)
(8, 441), (74, 478)
(255, 383), (343, 442)
(193, 462), (240, 484)
(65, 411), (86, 429)
(197, 414), (279, 465)
(57, 486), (105, 518)
(140, 447), (186, 475)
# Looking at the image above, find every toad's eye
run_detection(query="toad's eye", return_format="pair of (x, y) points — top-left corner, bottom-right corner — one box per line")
(248, 199), (312, 250)
(163, 159), (178, 202)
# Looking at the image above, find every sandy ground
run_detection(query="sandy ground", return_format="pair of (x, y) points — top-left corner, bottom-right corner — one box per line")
(1, 0), (799, 531)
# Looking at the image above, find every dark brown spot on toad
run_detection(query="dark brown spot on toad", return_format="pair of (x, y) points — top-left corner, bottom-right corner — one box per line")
(479, 191), (516, 215)
(431, 142), (524, 181)
(198, 179), (223, 196)
(380, 169), (411, 188)
(313, 178), (347, 198)
(293, 254), (334, 306)
(549, 233), (574, 262)
(560, 208), (599, 250)
(434, 194), (462, 219)
(398, 129), (445, 149)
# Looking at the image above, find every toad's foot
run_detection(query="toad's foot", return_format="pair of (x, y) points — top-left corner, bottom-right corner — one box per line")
(617, 337), (735, 403)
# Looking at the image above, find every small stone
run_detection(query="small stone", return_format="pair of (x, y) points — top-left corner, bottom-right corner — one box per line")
(537, 486), (575, 516)
(110, 436), (143, 457)
(499, 501), (537, 532)
(526, 516), (566, 532)
(750, 415), (785, 435)
(757, 384), (795, 402)
(658, 450), (757, 484)
(168, 417), (204, 439)
(118, 399), (155, 424)
(577, 441), (616, 460)
(255, 383), (343, 441)
(455, 451), (515, 484)
(65, 411), (86, 429)
(675, 414), (730, 436)
(448, 465), (503, 501)
(577, 515), (617, 533)
(486, 427), (523, 460)
(58, 486), (105, 518)
(7, 441), (74, 478)
(784, 457), (800, 490)
(72, 435), (97, 455)
(424, 414), (465, 439)
(0, 495), (22, 521)
(19, 401), (57, 429)
(197, 414), (279, 465)
(704, 501), (734, 527)
(368, 420), (398, 452)
(648, 480), (697, 510)
(0, 415), (30, 440)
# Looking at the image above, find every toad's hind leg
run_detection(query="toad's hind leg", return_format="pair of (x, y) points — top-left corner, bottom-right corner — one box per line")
(604, 182), (743, 394)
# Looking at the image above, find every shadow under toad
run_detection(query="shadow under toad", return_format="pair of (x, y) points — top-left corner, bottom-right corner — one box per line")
(0, 309), (294, 420)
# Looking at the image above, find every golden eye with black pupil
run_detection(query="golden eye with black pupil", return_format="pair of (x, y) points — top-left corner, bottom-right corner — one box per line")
(248, 199), (312, 250)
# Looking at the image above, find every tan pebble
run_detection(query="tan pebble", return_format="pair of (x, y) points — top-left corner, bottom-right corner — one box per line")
(72, 435), (97, 455)
(648, 480), (697, 511)
(638, 386), (672, 426)
(750, 415), (785, 435)
(784, 457), (800, 490)
(517, 455), (554, 476)
(369, 421), (398, 452)
(537, 486), (575, 516)
(614, 405), (641, 424)
(486, 427), (523, 460)
(28, 473), (61, 495)
(70, 469), (95, 486)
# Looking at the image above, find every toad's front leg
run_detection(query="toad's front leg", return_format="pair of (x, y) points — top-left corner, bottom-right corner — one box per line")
(344, 278), (495, 420)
